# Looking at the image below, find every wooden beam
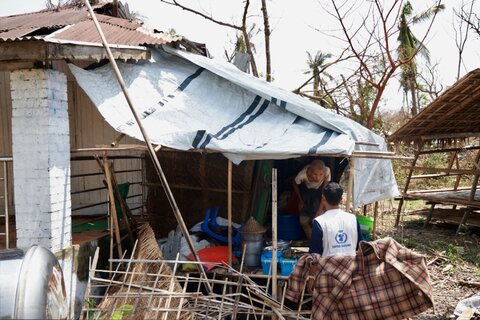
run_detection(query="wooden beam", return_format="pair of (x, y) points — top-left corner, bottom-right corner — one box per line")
(0, 40), (150, 63)
(419, 132), (480, 140)
(402, 166), (480, 175)
(419, 146), (480, 155)
(411, 173), (462, 179)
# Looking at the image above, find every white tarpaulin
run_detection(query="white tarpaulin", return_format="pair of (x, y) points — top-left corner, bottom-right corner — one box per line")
(69, 47), (399, 207)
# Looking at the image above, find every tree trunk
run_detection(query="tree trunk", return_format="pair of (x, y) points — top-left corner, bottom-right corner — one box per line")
(313, 75), (320, 98)
(367, 85), (385, 129)
(410, 79), (418, 115)
(261, 0), (272, 82)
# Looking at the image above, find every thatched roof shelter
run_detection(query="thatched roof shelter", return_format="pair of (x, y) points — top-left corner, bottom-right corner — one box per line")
(388, 68), (480, 144)
(388, 68), (480, 234)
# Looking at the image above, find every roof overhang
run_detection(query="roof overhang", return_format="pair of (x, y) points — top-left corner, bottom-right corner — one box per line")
(0, 38), (150, 70)
(388, 68), (480, 144)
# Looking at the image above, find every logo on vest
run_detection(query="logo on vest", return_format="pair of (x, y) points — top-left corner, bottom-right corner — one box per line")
(335, 230), (348, 244)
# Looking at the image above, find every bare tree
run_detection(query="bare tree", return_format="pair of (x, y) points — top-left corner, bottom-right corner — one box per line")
(261, 0), (272, 82)
(416, 60), (443, 105)
(158, 0), (275, 80)
(458, 1), (480, 36)
(328, 0), (442, 128)
(454, 0), (476, 80)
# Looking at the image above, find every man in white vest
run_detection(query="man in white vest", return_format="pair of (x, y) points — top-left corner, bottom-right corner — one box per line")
(309, 182), (363, 256)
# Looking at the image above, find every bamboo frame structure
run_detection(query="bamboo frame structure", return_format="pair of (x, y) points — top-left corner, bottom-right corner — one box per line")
(81, 245), (313, 320)
(395, 143), (480, 234)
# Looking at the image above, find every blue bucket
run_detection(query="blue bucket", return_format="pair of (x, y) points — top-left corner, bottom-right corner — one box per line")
(261, 250), (283, 275)
(277, 213), (304, 241)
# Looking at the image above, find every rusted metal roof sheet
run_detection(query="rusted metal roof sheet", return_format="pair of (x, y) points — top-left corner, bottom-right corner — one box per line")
(0, 6), (176, 46)
(0, 7), (89, 34)
(50, 19), (169, 46)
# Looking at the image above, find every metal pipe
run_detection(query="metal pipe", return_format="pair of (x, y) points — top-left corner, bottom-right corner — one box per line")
(82, 0), (212, 292)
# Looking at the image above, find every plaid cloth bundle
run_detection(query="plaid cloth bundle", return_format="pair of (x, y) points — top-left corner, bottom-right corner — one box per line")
(286, 237), (433, 319)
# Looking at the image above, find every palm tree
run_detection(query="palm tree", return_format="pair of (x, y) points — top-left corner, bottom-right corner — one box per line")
(397, 1), (444, 116)
(304, 51), (332, 99)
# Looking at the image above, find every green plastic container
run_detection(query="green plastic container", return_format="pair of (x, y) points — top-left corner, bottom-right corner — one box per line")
(356, 215), (374, 241)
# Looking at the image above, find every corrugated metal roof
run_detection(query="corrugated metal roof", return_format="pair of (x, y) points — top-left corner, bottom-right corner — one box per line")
(50, 19), (169, 46)
(0, 7), (89, 34)
(0, 5), (177, 46)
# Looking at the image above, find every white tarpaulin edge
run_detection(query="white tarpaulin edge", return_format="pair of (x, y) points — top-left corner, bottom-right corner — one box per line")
(68, 47), (399, 207)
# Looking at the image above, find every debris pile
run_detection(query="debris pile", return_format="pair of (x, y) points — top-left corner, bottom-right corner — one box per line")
(82, 224), (312, 319)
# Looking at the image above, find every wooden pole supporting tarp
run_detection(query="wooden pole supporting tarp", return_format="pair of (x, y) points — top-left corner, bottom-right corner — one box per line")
(271, 168), (278, 300)
(228, 160), (233, 267)
(345, 157), (355, 212)
(83, 0), (212, 292)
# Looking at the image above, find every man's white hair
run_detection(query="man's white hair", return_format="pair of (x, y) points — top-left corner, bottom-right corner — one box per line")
(309, 160), (326, 171)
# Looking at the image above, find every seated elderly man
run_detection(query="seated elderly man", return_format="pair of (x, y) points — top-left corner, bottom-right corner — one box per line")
(291, 159), (330, 239)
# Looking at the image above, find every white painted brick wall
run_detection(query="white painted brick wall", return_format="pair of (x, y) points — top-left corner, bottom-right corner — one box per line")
(11, 69), (72, 253)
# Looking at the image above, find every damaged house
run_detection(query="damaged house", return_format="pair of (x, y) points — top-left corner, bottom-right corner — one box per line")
(0, 2), (401, 318)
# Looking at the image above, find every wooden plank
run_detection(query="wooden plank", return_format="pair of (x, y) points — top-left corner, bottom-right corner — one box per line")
(411, 173), (462, 179)
(402, 166), (480, 175)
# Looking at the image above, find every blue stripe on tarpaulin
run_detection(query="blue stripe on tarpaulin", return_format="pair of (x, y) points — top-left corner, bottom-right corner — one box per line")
(116, 68), (205, 132)
(192, 130), (207, 148)
(270, 97), (287, 110)
(192, 95), (270, 149)
(308, 131), (334, 154)
(178, 67), (205, 91)
(198, 98), (269, 149)
(192, 96), (261, 148)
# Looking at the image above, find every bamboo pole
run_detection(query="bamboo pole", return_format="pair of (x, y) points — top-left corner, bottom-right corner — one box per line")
(271, 168), (278, 300)
(228, 160), (233, 267)
(104, 155), (123, 259)
(83, 0), (212, 292)
(345, 157), (355, 212)
(372, 201), (378, 240)
(3, 161), (9, 248)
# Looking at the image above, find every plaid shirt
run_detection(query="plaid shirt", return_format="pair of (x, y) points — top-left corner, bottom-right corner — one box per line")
(286, 237), (433, 320)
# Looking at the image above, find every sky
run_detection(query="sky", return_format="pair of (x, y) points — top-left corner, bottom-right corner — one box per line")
(1, 0), (479, 112)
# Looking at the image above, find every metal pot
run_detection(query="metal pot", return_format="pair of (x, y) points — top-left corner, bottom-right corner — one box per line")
(240, 231), (265, 267)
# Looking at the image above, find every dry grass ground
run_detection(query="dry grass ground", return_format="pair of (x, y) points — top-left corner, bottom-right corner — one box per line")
(374, 203), (480, 319)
